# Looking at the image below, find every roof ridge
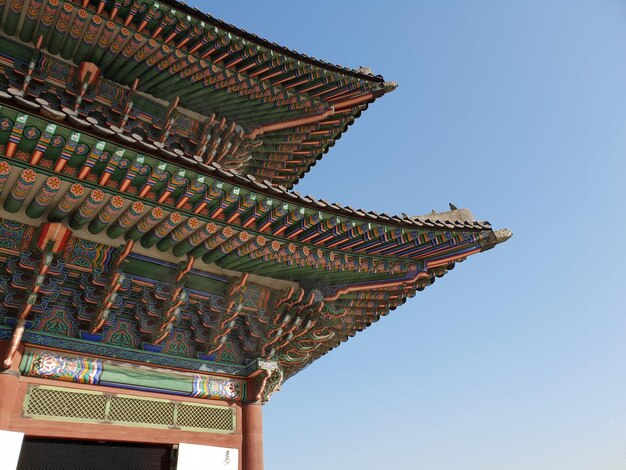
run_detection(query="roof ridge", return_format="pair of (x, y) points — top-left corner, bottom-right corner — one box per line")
(161, 0), (388, 83)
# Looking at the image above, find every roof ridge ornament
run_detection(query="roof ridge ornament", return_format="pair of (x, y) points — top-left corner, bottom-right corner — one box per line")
(494, 228), (513, 244)
(480, 228), (513, 251)
(382, 81), (399, 93)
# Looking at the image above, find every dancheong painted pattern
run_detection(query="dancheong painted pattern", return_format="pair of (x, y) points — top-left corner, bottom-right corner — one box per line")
(0, 0), (510, 405)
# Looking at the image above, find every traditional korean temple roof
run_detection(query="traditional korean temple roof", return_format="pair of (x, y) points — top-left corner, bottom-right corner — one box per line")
(0, 0), (395, 188)
(154, 0), (387, 82)
(0, 0), (510, 401)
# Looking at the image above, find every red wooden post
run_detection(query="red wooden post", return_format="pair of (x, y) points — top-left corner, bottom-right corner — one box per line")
(242, 402), (264, 470)
(0, 341), (23, 430)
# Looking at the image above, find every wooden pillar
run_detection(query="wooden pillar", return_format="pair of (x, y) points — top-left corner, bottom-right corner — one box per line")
(0, 372), (20, 430)
(242, 402), (263, 470)
(0, 341), (23, 430)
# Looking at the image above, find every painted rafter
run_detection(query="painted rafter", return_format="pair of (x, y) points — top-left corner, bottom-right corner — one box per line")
(0, 117), (493, 285)
(0, 1), (511, 390)
(0, 5), (393, 185)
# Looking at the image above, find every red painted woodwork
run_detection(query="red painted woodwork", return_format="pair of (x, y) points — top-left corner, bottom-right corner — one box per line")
(0, 343), (246, 469)
(242, 402), (264, 470)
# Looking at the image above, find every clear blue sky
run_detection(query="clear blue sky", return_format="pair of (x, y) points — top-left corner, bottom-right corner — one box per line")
(193, 1), (626, 468)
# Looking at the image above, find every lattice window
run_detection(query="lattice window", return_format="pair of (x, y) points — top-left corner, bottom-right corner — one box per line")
(24, 387), (108, 422)
(22, 386), (236, 433)
(177, 403), (235, 432)
(109, 396), (175, 427)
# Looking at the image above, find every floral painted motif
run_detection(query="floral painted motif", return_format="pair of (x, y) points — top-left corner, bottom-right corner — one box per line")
(21, 350), (102, 384)
(49, 134), (66, 148)
(36, 308), (77, 336)
(74, 142), (90, 156)
(23, 126), (41, 140)
(67, 238), (115, 269)
(0, 117), (13, 132)
(98, 150), (111, 162)
(191, 375), (243, 401)
(103, 319), (140, 348)
(0, 219), (32, 251)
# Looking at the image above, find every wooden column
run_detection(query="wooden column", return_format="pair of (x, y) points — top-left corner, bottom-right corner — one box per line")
(0, 372), (20, 430)
(0, 341), (23, 431)
(242, 402), (264, 470)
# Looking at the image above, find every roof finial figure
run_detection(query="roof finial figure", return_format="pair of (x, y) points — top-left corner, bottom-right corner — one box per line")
(383, 81), (399, 93)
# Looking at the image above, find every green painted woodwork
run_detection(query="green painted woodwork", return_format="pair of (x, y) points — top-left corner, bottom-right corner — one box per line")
(0, 102), (473, 286)
(0, 1), (508, 385)
(0, 5), (390, 187)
